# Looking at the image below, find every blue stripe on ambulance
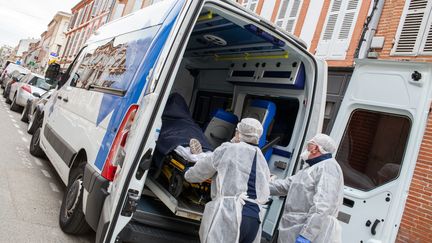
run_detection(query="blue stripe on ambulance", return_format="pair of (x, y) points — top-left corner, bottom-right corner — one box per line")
(94, 0), (185, 170)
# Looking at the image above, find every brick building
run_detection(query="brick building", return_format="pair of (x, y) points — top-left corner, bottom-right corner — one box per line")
(61, 0), (115, 67)
(109, 0), (163, 20)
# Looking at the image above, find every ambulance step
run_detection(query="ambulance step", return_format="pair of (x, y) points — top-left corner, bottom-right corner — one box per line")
(118, 220), (199, 243)
(146, 177), (204, 221)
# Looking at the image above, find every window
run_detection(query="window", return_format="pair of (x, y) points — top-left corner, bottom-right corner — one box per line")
(112, 3), (125, 20)
(275, 0), (303, 34)
(91, 0), (100, 17)
(68, 27), (158, 93)
(133, 0), (144, 11)
(315, 0), (362, 60)
(336, 109), (410, 191)
(392, 0), (432, 55)
(242, 0), (259, 12)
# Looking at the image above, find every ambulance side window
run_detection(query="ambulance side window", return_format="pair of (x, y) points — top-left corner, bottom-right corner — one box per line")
(336, 109), (411, 191)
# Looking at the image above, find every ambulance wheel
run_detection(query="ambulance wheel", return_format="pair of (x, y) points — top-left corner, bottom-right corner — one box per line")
(169, 173), (183, 197)
(29, 128), (45, 158)
(59, 165), (91, 234)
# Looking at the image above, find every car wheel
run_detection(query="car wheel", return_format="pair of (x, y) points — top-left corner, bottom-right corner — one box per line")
(10, 94), (21, 112)
(27, 110), (42, 135)
(59, 165), (91, 234)
(21, 102), (30, 122)
(29, 127), (45, 158)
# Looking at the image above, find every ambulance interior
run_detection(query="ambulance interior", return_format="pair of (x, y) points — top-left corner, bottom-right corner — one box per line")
(120, 4), (319, 241)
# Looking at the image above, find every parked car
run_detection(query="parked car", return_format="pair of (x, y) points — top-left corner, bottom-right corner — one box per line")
(28, 1), (327, 242)
(0, 63), (29, 88)
(9, 73), (55, 112)
(1, 70), (26, 91)
(21, 89), (54, 134)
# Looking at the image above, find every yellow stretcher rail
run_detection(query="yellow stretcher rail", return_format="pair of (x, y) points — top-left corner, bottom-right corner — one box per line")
(215, 52), (289, 61)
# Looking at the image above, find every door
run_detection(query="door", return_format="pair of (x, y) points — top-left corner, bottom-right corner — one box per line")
(96, 0), (201, 242)
(330, 59), (432, 243)
(262, 58), (329, 240)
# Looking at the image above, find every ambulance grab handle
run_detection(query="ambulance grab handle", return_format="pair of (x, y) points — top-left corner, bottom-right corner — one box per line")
(371, 219), (380, 235)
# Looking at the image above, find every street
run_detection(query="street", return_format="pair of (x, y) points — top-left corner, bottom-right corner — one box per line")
(0, 96), (94, 242)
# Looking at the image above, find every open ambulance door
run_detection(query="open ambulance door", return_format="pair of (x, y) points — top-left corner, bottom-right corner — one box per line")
(95, 0), (203, 242)
(329, 59), (432, 243)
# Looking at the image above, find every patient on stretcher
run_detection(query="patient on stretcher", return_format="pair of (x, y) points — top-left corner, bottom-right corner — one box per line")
(152, 93), (216, 204)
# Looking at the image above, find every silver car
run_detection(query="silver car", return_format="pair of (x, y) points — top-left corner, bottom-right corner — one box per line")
(8, 73), (56, 112)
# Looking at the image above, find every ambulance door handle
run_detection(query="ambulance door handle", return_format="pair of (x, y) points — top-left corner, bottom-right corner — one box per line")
(371, 219), (380, 235)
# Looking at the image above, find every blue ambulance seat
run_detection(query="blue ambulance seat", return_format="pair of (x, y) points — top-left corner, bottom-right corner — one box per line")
(242, 100), (276, 160)
(204, 109), (239, 148)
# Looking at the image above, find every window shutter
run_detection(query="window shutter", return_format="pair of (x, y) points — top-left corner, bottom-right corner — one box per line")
(275, 0), (303, 34)
(276, 0), (289, 27)
(285, 0), (303, 33)
(330, 0), (361, 59)
(419, 1), (432, 54)
(393, 0), (430, 55)
(241, 0), (258, 12)
(316, 0), (343, 57)
(316, 0), (361, 59)
(421, 20), (432, 53)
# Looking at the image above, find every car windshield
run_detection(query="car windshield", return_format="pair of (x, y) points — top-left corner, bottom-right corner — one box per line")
(28, 76), (57, 91)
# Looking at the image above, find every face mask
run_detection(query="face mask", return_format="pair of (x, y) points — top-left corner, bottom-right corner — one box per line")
(300, 149), (310, 161)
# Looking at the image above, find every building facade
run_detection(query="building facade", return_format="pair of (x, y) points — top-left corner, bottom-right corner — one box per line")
(109, 0), (163, 20)
(31, 11), (72, 73)
(61, 0), (115, 67)
(10, 38), (39, 63)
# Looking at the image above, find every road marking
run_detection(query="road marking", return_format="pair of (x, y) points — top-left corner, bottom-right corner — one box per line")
(14, 124), (19, 128)
(17, 130), (24, 135)
(6, 110), (10, 114)
(34, 159), (43, 166)
(49, 182), (60, 193)
(21, 137), (28, 143)
(41, 169), (51, 178)
(11, 118), (16, 123)
(21, 158), (33, 169)
(8, 115), (13, 118)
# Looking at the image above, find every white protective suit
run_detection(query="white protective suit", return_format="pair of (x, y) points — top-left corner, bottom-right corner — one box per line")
(185, 141), (271, 243)
(270, 134), (344, 243)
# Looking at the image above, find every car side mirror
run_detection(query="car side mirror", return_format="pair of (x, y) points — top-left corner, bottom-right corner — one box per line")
(32, 92), (41, 98)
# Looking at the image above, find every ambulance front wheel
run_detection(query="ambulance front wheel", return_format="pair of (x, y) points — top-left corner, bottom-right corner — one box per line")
(59, 164), (91, 234)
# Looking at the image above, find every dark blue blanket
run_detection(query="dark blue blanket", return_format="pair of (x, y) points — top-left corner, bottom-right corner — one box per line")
(155, 93), (213, 158)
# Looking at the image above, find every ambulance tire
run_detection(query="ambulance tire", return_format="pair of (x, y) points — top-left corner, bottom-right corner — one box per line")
(29, 128), (45, 158)
(59, 164), (91, 234)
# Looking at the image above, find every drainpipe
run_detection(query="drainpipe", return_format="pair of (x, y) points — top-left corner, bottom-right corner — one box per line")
(355, 0), (384, 59)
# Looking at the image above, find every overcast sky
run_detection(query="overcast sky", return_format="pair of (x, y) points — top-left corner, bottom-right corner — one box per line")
(0, 0), (80, 47)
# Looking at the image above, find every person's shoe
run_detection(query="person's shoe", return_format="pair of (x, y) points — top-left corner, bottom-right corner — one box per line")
(190, 138), (203, 154)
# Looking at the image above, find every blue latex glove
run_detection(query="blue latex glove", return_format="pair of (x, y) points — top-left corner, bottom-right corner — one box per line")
(295, 235), (310, 243)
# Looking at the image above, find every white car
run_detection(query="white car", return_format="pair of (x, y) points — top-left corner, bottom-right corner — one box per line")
(9, 73), (55, 112)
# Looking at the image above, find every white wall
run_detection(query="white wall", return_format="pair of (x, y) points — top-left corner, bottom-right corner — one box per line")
(299, 0), (325, 50)
(260, 0), (276, 21)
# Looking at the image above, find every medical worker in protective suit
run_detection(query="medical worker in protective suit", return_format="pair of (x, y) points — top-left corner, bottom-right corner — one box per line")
(185, 118), (271, 243)
(270, 134), (343, 243)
